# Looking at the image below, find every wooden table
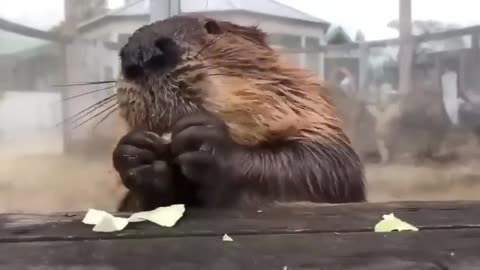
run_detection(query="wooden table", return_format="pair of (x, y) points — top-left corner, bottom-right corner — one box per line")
(1, 201), (480, 270)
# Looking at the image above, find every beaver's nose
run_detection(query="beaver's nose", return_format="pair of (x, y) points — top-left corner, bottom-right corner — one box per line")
(120, 37), (181, 80)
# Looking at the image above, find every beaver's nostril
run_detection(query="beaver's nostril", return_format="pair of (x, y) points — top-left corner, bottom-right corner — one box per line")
(120, 34), (181, 80)
(154, 37), (171, 50)
(145, 54), (166, 70)
(123, 64), (144, 80)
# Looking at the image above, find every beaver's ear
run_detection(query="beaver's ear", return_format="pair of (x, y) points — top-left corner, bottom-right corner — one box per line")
(203, 19), (268, 47)
(203, 20), (223, 35)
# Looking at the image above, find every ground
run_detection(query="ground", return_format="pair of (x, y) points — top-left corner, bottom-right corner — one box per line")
(1, 152), (480, 213)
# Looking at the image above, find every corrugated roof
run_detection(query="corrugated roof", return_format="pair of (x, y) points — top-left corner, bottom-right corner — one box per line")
(81, 0), (327, 27)
(181, 0), (326, 23)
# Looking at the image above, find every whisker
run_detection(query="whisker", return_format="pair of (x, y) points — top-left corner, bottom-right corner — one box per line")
(61, 86), (115, 102)
(72, 102), (119, 130)
(92, 107), (119, 130)
(52, 81), (116, 87)
(69, 96), (117, 126)
(56, 94), (117, 127)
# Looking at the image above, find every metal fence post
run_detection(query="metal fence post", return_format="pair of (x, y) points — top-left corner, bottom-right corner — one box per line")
(149, 0), (181, 22)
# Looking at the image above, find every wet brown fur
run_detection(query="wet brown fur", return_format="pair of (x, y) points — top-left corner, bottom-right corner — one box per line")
(114, 15), (366, 210)
(118, 18), (348, 145)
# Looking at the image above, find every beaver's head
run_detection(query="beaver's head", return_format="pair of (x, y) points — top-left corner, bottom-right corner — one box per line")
(117, 15), (348, 145)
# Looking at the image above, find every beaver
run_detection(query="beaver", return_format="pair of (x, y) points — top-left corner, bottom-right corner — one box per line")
(112, 15), (366, 211)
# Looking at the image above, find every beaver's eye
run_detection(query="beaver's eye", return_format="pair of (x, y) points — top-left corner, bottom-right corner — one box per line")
(204, 20), (222, 35)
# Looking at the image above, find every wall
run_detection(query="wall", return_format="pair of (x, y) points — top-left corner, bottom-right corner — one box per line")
(0, 43), (68, 157)
(0, 91), (64, 158)
(0, 43), (64, 91)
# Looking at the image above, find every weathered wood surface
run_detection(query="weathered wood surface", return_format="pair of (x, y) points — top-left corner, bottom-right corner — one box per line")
(1, 201), (480, 270)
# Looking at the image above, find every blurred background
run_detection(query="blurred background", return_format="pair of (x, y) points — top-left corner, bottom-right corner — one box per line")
(0, 0), (479, 213)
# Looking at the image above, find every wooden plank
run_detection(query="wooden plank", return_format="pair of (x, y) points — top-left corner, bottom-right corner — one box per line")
(0, 229), (478, 270)
(1, 201), (480, 242)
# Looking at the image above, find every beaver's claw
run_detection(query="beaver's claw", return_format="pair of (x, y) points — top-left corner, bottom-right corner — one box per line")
(112, 130), (174, 193)
(169, 112), (244, 206)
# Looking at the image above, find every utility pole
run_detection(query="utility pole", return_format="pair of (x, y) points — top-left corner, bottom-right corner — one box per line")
(398, 0), (413, 94)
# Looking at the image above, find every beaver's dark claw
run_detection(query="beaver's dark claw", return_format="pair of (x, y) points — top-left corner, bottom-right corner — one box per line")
(112, 130), (174, 193)
(170, 112), (243, 206)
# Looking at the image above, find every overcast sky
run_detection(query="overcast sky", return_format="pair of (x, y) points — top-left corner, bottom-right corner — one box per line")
(0, 0), (479, 40)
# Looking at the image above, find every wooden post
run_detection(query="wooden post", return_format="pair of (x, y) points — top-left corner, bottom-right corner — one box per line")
(60, 0), (80, 154)
(300, 36), (307, 69)
(319, 51), (325, 80)
(398, 0), (413, 94)
(358, 43), (368, 99)
(471, 32), (480, 94)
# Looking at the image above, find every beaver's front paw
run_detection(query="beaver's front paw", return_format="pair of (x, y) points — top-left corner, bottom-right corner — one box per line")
(170, 112), (243, 206)
(112, 130), (174, 193)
